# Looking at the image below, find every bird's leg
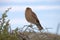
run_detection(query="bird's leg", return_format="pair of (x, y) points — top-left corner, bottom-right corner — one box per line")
(28, 23), (33, 28)
(23, 24), (33, 32)
(29, 24), (36, 32)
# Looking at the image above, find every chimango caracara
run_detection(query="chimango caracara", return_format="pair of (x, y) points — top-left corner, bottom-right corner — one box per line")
(25, 7), (43, 30)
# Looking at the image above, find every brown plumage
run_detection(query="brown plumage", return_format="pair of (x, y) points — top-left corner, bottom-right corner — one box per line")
(25, 7), (43, 30)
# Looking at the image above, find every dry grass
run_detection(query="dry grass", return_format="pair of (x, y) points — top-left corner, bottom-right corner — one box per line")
(20, 32), (60, 40)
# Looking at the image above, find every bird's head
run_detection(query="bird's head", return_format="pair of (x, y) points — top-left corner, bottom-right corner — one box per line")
(26, 7), (32, 11)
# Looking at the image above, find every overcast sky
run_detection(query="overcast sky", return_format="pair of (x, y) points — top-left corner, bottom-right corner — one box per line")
(0, 0), (60, 34)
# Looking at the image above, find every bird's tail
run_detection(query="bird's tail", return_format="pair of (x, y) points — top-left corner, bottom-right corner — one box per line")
(36, 24), (43, 30)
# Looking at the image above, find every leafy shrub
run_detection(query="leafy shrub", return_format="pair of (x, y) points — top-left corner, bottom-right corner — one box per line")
(0, 8), (21, 40)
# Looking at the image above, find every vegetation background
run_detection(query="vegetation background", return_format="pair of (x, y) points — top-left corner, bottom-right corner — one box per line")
(0, 8), (60, 40)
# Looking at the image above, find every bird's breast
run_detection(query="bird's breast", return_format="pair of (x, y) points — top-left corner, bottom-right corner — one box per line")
(25, 11), (31, 22)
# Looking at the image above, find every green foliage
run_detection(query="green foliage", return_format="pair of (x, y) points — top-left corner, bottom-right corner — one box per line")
(0, 8), (21, 40)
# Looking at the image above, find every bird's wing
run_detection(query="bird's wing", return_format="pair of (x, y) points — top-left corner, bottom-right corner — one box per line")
(31, 11), (40, 24)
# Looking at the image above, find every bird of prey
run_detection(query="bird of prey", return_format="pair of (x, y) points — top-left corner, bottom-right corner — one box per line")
(25, 7), (43, 30)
